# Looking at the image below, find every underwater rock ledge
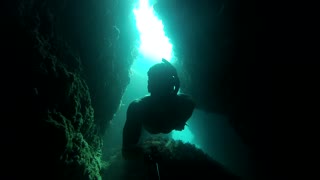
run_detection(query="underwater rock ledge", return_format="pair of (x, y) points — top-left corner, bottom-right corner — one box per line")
(103, 137), (241, 180)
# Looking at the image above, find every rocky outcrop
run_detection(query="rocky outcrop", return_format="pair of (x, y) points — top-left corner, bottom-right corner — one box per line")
(103, 137), (240, 180)
(1, 0), (136, 179)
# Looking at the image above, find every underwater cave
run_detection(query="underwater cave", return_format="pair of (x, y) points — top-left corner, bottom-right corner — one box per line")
(1, 0), (272, 180)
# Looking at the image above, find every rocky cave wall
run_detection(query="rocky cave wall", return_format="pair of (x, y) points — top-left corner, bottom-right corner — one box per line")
(1, 0), (137, 179)
(154, 0), (271, 178)
(1, 0), (271, 179)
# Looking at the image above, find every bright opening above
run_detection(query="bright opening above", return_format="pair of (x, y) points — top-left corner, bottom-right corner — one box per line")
(132, 0), (196, 145)
(133, 0), (173, 62)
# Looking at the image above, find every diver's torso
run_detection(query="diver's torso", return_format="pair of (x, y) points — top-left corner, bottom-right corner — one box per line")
(137, 94), (193, 134)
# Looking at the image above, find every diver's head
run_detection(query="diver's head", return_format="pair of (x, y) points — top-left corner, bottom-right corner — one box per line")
(147, 59), (180, 97)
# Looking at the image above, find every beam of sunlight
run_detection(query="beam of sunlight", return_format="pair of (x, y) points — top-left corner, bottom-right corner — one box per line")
(132, 0), (198, 148)
(133, 0), (173, 62)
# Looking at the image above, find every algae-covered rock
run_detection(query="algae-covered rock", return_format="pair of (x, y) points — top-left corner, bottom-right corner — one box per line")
(103, 137), (241, 180)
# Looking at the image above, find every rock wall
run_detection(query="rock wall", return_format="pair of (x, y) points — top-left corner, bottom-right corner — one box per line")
(154, 0), (265, 152)
(1, 0), (137, 179)
(154, 0), (270, 178)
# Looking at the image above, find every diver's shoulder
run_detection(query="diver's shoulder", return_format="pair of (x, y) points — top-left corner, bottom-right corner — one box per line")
(134, 95), (151, 103)
(129, 95), (151, 107)
(127, 100), (142, 114)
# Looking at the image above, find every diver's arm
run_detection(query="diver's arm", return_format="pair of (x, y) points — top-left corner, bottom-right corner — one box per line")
(122, 101), (143, 159)
(183, 95), (195, 119)
(174, 94), (196, 130)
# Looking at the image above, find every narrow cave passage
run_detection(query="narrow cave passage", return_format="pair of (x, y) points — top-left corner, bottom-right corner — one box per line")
(102, 0), (253, 179)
